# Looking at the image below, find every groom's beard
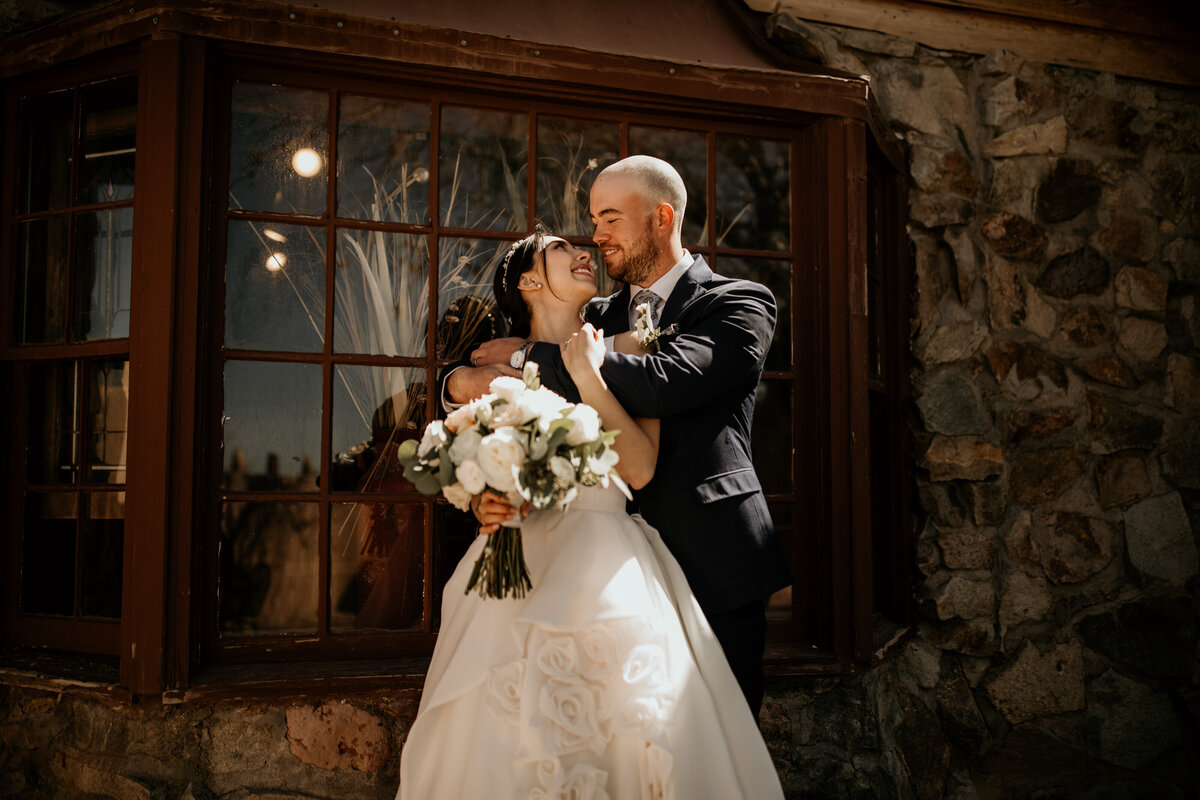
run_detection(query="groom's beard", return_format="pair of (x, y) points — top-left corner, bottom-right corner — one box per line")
(606, 220), (658, 286)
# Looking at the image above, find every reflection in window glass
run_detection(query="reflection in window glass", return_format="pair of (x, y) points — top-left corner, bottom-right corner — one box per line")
(225, 221), (326, 353)
(334, 230), (428, 357)
(219, 501), (319, 634)
(338, 95), (430, 224)
(436, 238), (508, 358)
(78, 77), (137, 206)
(331, 365), (427, 494)
(752, 379), (792, 495)
(81, 492), (124, 618)
(439, 107), (526, 232)
(716, 257), (791, 371)
(716, 135), (790, 251)
(229, 83), (328, 216)
(629, 126), (707, 247)
(19, 89), (73, 214)
(21, 493), (77, 616)
(331, 501), (424, 631)
(223, 360), (322, 491)
(536, 117), (618, 237)
(14, 216), (70, 344)
(75, 208), (133, 341)
(27, 361), (78, 485)
(88, 359), (129, 485)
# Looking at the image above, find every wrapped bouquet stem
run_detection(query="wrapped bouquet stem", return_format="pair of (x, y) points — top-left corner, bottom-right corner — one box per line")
(397, 363), (629, 599)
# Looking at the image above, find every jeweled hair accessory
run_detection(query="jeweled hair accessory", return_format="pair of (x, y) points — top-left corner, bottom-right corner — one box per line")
(499, 232), (539, 289)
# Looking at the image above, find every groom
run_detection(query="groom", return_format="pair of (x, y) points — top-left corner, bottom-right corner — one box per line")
(446, 155), (791, 718)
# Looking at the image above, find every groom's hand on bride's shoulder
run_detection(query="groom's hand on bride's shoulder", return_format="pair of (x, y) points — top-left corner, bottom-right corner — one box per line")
(469, 336), (526, 368)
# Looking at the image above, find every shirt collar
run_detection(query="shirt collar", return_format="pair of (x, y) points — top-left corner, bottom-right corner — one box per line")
(629, 250), (694, 306)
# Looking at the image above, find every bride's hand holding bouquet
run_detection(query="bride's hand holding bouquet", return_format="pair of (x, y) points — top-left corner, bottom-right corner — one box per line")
(397, 362), (628, 599)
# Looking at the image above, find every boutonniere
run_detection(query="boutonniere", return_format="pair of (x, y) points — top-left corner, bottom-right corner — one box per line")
(633, 302), (678, 353)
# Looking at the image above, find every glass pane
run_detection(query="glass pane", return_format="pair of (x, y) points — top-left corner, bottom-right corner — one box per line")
(225, 221), (325, 352)
(629, 126), (707, 247)
(715, 135), (789, 251)
(334, 230), (428, 357)
(716, 257), (791, 371)
(439, 107), (526, 232)
(78, 77), (137, 205)
(229, 83), (328, 215)
(536, 117), (618, 237)
(436, 238), (507, 360)
(766, 502), (793, 621)
(331, 501), (424, 630)
(22, 492), (77, 615)
(338, 95), (430, 224)
(87, 359), (129, 485)
(81, 491), (124, 618)
(332, 365), (427, 493)
(752, 379), (792, 495)
(74, 207), (133, 340)
(223, 360), (321, 491)
(19, 89), (73, 214)
(218, 501), (318, 634)
(14, 216), (70, 344)
(28, 361), (78, 485)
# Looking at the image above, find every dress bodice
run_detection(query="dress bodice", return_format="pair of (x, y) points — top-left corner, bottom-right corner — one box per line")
(560, 482), (627, 514)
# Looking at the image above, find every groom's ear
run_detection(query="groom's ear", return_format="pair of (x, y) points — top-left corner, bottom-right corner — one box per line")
(653, 202), (675, 236)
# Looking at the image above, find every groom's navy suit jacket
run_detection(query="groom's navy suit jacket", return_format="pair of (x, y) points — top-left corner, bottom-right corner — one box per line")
(527, 256), (792, 616)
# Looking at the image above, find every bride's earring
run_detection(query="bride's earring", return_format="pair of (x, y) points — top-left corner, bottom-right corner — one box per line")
(517, 275), (542, 291)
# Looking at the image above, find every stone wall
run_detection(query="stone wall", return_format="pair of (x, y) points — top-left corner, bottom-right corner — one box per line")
(3, 10), (1199, 800)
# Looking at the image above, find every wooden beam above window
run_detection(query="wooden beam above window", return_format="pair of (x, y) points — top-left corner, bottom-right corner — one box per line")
(746, 0), (1200, 86)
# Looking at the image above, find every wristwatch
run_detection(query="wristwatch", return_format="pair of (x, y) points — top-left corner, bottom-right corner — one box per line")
(509, 341), (533, 369)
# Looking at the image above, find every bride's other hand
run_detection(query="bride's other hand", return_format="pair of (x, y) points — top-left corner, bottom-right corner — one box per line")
(562, 323), (605, 380)
(472, 490), (518, 535)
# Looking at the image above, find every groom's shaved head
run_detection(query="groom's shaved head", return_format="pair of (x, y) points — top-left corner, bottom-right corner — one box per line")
(596, 155), (686, 237)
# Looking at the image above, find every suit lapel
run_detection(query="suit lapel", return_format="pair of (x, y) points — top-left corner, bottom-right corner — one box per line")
(660, 255), (712, 325)
(591, 285), (633, 333)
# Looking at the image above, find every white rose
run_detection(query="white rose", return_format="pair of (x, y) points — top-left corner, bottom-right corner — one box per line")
(535, 636), (579, 678)
(476, 427), (526, 492)
(493, 393), (539, 428)
(418, 420), (449, 457)
(455, 459), (486, 495)
(527, 386), (571, 420)
(447, 427), (482, 463)
(488, 375), (527, 405)
(538, 679), (609, 754)
(440, 481), (472, 511)
(563, 404), (601, 445)
(622, 643), (666, 686)
(486, 660), (525, 720)
(576, 625), (621, 682)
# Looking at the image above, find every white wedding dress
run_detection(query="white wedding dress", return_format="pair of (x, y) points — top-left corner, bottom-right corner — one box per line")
(397, 484), (784, 800)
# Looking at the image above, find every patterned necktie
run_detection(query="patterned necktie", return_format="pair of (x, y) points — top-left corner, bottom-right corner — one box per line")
(631, 289), (664, 327)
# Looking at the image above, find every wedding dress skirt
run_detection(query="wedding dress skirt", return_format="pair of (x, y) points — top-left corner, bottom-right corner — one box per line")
(397, 485), (784, 800)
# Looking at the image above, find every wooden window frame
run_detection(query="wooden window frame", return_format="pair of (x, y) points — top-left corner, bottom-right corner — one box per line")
(1, 5), (910, 697)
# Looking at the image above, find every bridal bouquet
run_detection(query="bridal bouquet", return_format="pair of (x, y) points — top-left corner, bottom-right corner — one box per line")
(397, 363), (629, 599)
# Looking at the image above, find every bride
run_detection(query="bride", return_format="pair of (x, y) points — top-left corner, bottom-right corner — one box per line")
(396, 228), (784, 800)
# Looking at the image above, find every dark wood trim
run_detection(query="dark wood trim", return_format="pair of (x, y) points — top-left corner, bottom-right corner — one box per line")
(120, 31), (185, 696)
(843, 119), (875, 664)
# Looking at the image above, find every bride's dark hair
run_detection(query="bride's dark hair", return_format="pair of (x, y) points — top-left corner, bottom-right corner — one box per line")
(493, 223), (547, 339)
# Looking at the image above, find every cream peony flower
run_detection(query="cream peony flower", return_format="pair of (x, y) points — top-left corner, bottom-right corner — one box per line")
(440, 481), (472, 511)
(455, 458), (486, 495)
(488, 375), (527, 405)
(476, 427), (526, 492)
(563, 403), (602, 445)
(443, 403), (477, 434)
